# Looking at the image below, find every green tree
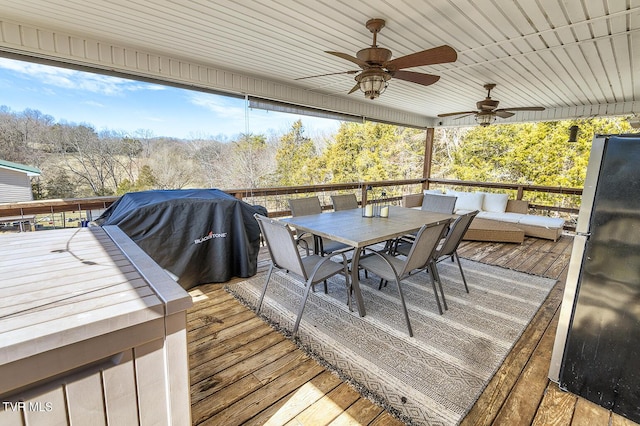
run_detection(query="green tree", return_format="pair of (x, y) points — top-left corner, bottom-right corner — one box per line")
(229, 133), (273, 188)
(451, 117), (633, 187)
(321, 122), (405, 183)
(136, 164), (157, 189)
(44, 169), (76, 198)
(447, 117), (634, 206)
(115, 164), (157, 195)
(274, 120), (318, 186)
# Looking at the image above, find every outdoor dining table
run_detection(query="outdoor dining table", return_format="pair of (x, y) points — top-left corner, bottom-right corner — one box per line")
(282, 206), (453, 316)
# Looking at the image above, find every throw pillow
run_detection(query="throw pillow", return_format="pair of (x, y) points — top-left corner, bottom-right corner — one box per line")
(448, 190), (484, 213)
(482, 192), (509, 213)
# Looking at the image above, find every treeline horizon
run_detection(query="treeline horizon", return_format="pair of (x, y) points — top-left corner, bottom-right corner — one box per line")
(0, 105), (634, 203)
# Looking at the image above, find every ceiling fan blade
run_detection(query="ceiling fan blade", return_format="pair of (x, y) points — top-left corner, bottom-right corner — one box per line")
(454, 114), (476, 120)
(392, 71), (440, 86)
(437, 110), (477, 118)
(347, 83), (360, 94)
(295, 70), (359, 80)
(384, 45), (457, 70)
(496, 111), (515, 118)
(326, 51), (369, 68)
(496, 106), (545, 112)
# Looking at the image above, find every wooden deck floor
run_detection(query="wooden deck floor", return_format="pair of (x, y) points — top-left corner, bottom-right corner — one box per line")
(187, 234), (639, 425)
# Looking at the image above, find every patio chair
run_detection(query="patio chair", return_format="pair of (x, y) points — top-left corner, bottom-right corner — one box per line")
(254, 214), (351, 336)
(288, 196), (351, 256)
(329, 193), (371, 279)
(421, 193), (457, 214)
(387, 193), (458, 260)
(358, 219), (452, 336)
(395, 210), (478, 307)
(430, 210), (479, 295)
(331, 193), (359, 211)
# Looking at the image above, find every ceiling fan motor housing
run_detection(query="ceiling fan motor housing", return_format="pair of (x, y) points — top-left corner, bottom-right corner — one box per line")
(357, 47), (392, 65)
(477, 99), (500, 110)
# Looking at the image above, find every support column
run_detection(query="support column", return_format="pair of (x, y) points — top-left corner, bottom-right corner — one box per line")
(422, 128), (435, 190)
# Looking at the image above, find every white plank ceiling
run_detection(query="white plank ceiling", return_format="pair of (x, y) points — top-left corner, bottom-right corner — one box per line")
(0, 0), (638, 128)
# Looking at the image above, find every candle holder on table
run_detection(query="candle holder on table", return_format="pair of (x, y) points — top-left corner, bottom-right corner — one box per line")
(362, 185), (376, 217)
(377, 191), (390, 218)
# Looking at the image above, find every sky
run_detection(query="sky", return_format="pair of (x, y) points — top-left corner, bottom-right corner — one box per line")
(0, 57), (341, 140)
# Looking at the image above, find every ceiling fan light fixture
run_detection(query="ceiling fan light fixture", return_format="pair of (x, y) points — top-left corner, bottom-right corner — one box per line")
(476, 112), (496, 126)
(356, 69), (390, 100)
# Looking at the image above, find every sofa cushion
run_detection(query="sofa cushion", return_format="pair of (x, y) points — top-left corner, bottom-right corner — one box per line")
(448, 190), (484, 213)
(482, 192), (509, 213)
(477, 211), (526, 223)
(518, 215), (565, 229)
(423, 189), (444, 195)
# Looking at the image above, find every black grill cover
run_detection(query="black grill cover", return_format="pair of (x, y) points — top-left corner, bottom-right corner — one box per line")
(96, 189), (265, 289)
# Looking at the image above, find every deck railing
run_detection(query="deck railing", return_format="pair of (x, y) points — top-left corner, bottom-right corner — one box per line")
(427, 178), (583, 218)
(0, 178), (582, 230)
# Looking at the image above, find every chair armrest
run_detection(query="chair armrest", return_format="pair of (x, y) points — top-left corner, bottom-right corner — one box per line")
(402, 193), (424, 208)
(506, 199), (529, 214)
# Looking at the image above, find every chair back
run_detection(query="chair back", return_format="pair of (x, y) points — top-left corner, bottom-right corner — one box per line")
(421, 193), (457, 214)
(401, 219), (451, 276)
(331, 193), (359, 211)
(254, 214), (306, 278)
(289, 196), (322, 217)
(437, 210), (479, 257)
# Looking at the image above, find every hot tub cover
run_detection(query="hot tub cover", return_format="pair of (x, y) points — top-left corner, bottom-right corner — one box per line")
(96, 189), (265, 289)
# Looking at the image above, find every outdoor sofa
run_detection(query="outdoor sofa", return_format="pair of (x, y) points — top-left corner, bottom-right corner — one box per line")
(402, 190), (565, 242)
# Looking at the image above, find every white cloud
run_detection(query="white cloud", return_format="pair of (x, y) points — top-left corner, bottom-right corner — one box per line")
(0, 57), (164, 96)
(82, 100), (105, 108)
(188, 92), (245, 118)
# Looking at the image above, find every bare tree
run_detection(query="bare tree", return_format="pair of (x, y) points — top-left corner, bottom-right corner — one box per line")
(53, 124), (125, 195)
(0, 107), (54, 167)
(99, 130), (143, 183)
(148, 140), (195, 189)
(227, 133), (275, 188)
(189, 138), (227, 188)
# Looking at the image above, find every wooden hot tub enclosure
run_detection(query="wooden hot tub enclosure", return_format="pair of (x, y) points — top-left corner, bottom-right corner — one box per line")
(0, 226), (193, 425)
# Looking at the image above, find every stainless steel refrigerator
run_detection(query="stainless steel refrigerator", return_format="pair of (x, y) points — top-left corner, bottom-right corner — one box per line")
(549, 134), (640, 422)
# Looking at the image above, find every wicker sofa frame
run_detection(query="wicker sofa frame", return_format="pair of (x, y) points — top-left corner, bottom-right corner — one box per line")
(402, 193), (563, 242)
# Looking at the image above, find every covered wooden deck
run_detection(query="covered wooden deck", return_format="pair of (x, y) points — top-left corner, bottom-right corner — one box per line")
(187, 234), (637, 425)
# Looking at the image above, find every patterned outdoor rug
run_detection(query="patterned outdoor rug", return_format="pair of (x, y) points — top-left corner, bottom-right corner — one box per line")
(225, 258), (556, 425)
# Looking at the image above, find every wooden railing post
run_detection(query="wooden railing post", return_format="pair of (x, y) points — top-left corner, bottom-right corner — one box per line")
(422, 128), (435, 191)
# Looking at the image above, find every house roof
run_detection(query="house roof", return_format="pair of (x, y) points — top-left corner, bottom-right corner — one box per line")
(0, 159), (41, 176)
(0, 1), (638, 128)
